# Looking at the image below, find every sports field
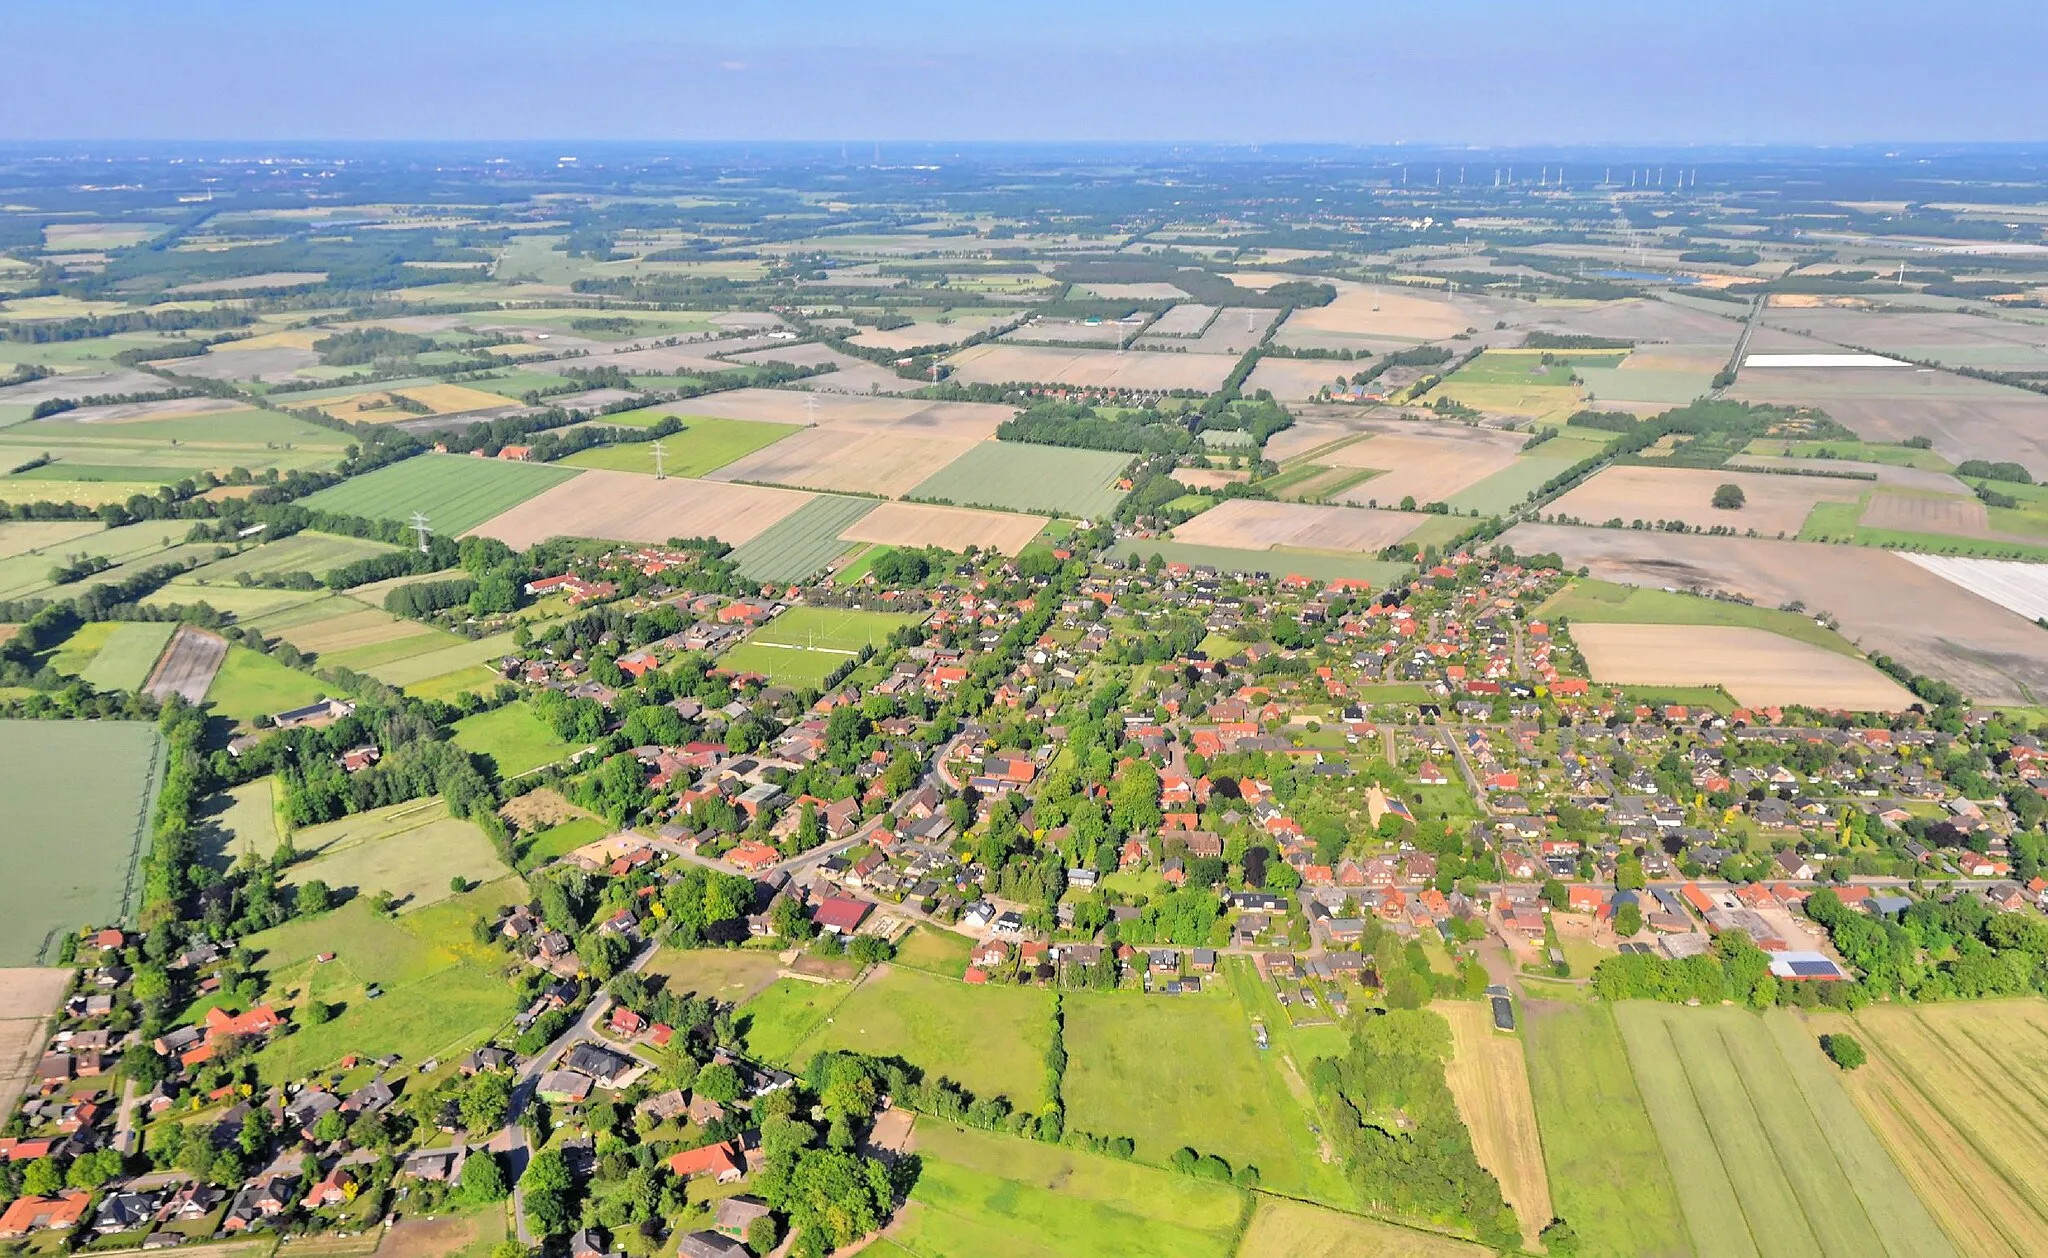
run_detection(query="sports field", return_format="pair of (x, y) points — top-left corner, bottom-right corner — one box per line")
(1064, 985), (1345, 1203)
(1803, 1002), (2048, 1257)
(894, 1122), (1246, 1258)
(1523, 1001), (1690, 1258)
(1439, 1001), (1550, 1246)
(726, 494), (878, 584)
(720, 605), (922, 686)
(910, 441), (1132, 519)
(450, 701), (585, 777)
(281, 796), (511, 912)
(1615, 1004), (1950, 1258)
(0, 720), (162, 964)
(559, 415), (800, 477)
(301, 454), (581, 534)
(204, 647), (330, 724)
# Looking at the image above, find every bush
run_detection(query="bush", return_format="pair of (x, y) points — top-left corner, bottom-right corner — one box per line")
(1712, 483), (1747, 510)
(1820, 1033), (1867, 1070)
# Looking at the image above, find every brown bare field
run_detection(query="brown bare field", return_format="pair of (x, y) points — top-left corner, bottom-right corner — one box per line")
(157, 345), (320, 383)
(1173, 467), (1251, 489)
(0, 969), (71, 1119)
(1550, 465), (1866, 535)
(1732, 364), (2048, 477)
(1762, 306), (2048, 373)
(1243, 356), (1361, 401)
(1858, 490), (1991, 537)
(581, 344), (734, 374)
(677, 388), (1013, 438)
(468, 470), (813, 548)
(1439, 1001), (1552, 1246)
(50, 396), (250, 425)
(1731, 457), (1967, 495)
(500, 787), (593, 833)
(1004, 318), (1141, 345)
(1502, 522), (2048, 704)
(1274, 281), (1505, 346)
(320, 383), (511, 422)
(1074, 281), (1191, 300)
(849, 315), (1009, 352)
(145, 625), (228, 704)
(724, 342), (924, 395)
(1570, 622), (1917, 710)
(1171, 500), (1425, 552)
(1803, 1003), (2048, 1258)
(707, 426), (979, 498)
(1515, 296), (1745, 349)
(945, 343), (1238, 392)
(1321, 427), (1526, 506)
(1262, 414), (1377, 462)
(374, 1212), (498, 1258)
(839, 502), (1047, 555)
(1135, 304), (1219, 338)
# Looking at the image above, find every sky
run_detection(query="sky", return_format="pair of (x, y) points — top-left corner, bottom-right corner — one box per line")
(6, 0), (2045, 145)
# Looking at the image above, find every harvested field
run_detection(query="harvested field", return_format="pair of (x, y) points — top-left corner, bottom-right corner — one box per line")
(910, 441), (1132, 519)
(1004, 317), (1143, 346)
(1237, 1199), (1491, 1258)
(1501, 523), (2048, 704)
(840, 501), (1046, 555)
(945, 343), (1238, 392)
(145, 625), (229, 704)
(1141, 307), (1277, 354)
(0, 519), (102, 560)
(1319, 425), (1527, 507)
(1274, 281), (1503, 347)
(0, 369), (172, 406)
(847, 313), (1010, 352)
(0, 969), (73, 1118)
(727, 494), (878, 583)
(159, 344), (320, 383)
(36, 395), (248, 425)
(316, 382), (512, 422)
(466, 471), (813, 548)
(1731, 364), (2048, 478)
(725, 342), (924, 394)
(1550, 465), (1867, 536)
(1173, 467), (1250, 489)
(707, 425), (979, 498)
(1732, 454), (1966, 494)
(1171, 499), (1425, 553)
(1761, 306), (2048, 372)
(677, 388), (1013, 438)
(1075, 281), (1192, 300)
(1242, 356), (1363, 401)
(1898, 554), (2048, 623)
(1858, 490), (1991, 537)
(300, 454), (579, 534)
(1570, 622), (1917, 710)
(1262, 415), (1376, 463)
(1439, 1001), (1550, 1246)
(1134, 303), (1218, 338)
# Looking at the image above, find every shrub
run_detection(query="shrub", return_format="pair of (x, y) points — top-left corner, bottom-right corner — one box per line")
(1711, 483), (1746, 510)
(1820, 1033), (1867, 1070)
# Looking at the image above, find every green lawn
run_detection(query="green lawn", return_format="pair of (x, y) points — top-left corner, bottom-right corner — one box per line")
(1614, 1004), (1952, 1258)
(1523, 1001), (1690, 1258)
(1539, 577), (1860, 656)
(896, 1122), (1247, 1258)
(204, 647), (331, 724)
(560, 415), (800, 477)
(450, 702), (584, 777)
(300, 454), (581, 534)
(282, 796), (512, 912)
(720, 605), (924, 686)
(736, 977), (850, 1064)
(891, 925), (973, 979)
(0, 720), (161, 963)
(911, 442), (1133, 519)
(514, 816), (608, 872)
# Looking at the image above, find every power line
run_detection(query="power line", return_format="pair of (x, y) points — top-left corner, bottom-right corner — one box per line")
(409, 511), (432, 555)
(651, 439), (667, 480)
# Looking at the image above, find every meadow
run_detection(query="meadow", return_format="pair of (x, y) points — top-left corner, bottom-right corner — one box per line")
(204, 646), (331, 725)
(450, 701), (586, 777)
(735, 977), (849, 1064)
(725, 494), (878, 584)
(300, 454), (581, 534)
(202, 777), (282, 869)
(281, 796), (511, 912)
(909, 441), (1132, 519)
(560, 414), (800, 477)
(77, 621), (176, 692)
(1522, 1000), (1690, 1258)
(1539, 577), (1858, 655)
(365, 629), (519, 689)
(511, 816), (608, 873)
(0, 720), (162, 964)
(0, 519), (189, 601)
(180, 531), (399, 584)
(642, 947), (787, 1008)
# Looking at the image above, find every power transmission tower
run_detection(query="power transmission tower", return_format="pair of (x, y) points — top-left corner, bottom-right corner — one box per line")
(409, 512), (432, 555)
(651, 439), (667, 480)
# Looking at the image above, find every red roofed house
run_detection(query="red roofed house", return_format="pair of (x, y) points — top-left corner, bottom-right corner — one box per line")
(0, 1192), (89, 1238)
(726, 840), (779, 873)
(667, 1142), (746, 1183)
(1566, 885), (1606, 914)
(811, 896), (872, 936)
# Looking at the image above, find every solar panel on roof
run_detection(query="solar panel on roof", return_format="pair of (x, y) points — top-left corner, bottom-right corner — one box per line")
(1788, 959), (1839, 977)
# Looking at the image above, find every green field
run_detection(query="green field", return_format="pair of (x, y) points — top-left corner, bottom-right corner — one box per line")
(911, 442), (1133, 519)
(726, 494), (880, 584)
(282, 796), (511, 912)
(1116, 539), (1411, 586)
(895, 1122), (1247, 1258)
(450, 701), (585, 777)
(720, 605), (923, 686)
(403, 664), (506, 702)
(77, 621), (176, 691)
(366, 629), (519, 688)
(1540, 577), (1860, 656)
(891, 925), (973, 979)
(1451, 349), (1627, 386)
(1745, 438), (1955, 472)
(1524, 1001), (1690, 1258)
(778, 964), (1055, 1109)
(200, 777), (283, 869)
(0, 519), (103, 561)
(560, 414), (800, 477)
(736, 977), (848, 1064)
(1446, 432), (1616, 516)
(513, 816), (608, 872)
(1615, 1004), (1951, 1258)
(1064, 982), (1347, 1203)
(182, 531), (400, 584)
(204, 647), (331, 724)
(300, 454), (581, 533)
(0, 720), (162, 964)
(642, 947), (787, 1007)
(0, 519), (189, 601)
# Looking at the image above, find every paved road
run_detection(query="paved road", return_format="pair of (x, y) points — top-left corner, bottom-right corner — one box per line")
(112, 1079), (139, 1156)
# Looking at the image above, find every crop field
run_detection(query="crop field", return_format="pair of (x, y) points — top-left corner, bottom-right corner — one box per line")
(143, 580), (329, 620)
(466, 469), (812, 548)
(315, 382), (511, 422)
(1242, 355), (1364, 402)
(1452, 348), (1626, 386)
(1761, 306), (2048, 372)
(1570, 623), (1916, 710)
(708, 421), (982, 497)
(1504, 522), (2048, 704)
(0, 519), (103, 560)
(204, 646), (330, 723)
(185, 531), (401, 584)
(1438, 1001), (1550, 1246)
(366, 628), (518, 688)
(1064, 985), (1346, 1203)
(1523, 1001), (1690, 1258)
(283, 797), (510, 911)
(1113, 539), (1409, 584)
(254, 599), (455, 661)
(1744, 438), (1956, 472)
(1442, 431), (1617, 515)
(895, 1122), (1247, 1258)
(302, 454), (581, 534)
(1316, 426), (1527, 507)
(1731, 364), (2048, 478)
(848, 312), (1011, 351)
(680, 388), (1013, 437)
(946, 342), (1240, 392)
(1539, 578), (1857, 654)
(1857, 489), (1992, 538)
(909, 441), (1132, 518)
(0, 968), (72, 1119)
(76, 621), (176, 692)
(1802, 1002), (2048, 1258)
(1237, 1199), (1492, 1258)
(558, 415), (800, 477)
(839, 501), (1049, 555)
(726, 494), (878, 583)
(1615, 1004), (1951, 1258)
(784, 964), (1055, 1109)
(0, 518), (190, 600)
(1173, 499), (1425, 553)
(0, 720), (161, 964)
(0, 477), (165, 505)
(1551, 465), (1868, 536)
(450, 701), (585, 777)
(1898, 553), (2048, 623)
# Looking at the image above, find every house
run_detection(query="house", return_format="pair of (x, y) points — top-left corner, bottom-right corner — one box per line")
(94, 1191), (161, 1235)
(0, 1192), (91, 1238)
(1775, 850), (1814, 880)
(303, 1167), (355, 1209)
(535, 1071), (594, 1104)
(726, 840), (780, 873)
(564, 1043), (637, 1088)
(666, 1142), (746, 1183)
(223, 1178), (297, 1232)
(401, 1147), (468, 1183)
(812, 896), (872, 936)
(677, 1233), (749, 1258)
(713, 1196), (772, 1239)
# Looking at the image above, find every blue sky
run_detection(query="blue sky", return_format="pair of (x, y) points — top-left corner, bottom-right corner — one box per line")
(7, 0), (2043, 143)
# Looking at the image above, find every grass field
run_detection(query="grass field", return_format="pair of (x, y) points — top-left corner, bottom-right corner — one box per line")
(203, 777), (283, 869)
(183, 532), (400, 584)
(781, 964), (1055, 1108)
(300, 454), (581, 534)
(282, 797), (511, 912)
(366, 629), (519, 688)
(894, 1122), (1247, 1258)
(450, 702), (585, 777)
(1746, 438), (1955, 471)
(512, 816), (607, 873)
(0, 720), (161, 964)
(891, 925), (972, 979)
(736, 977), (848, 1064)
(1540, 577), (1858, 656)
(559, 415), (800, 477)
(910, 442), (1133, 519)
(204, 647), (330, 724)
(1803, 1002), (2048, 1257)
(1615, 1004), (1950, 1258)
(1523, 1000), (1690, 1258)
(720, 605), (923, 687)
(725, 494), (879, 584)
(1438, 1001), (1550, 1247)
(642, 947), (786, 1007)
(78, 621), (176, 692)
(1236, 1198), (1491, 1258)
(1113, 539), (1411, 585)
(1446, 432), (1616, 516)
(1064, 983), (1346, 1203)
(0, 519), (103, 561)
(0, 519), (188, 601)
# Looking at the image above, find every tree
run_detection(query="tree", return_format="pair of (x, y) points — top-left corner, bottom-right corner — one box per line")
(294, 879), (332, 918)
(521, 1148), (574, 1237)
(1613, 901), (1643, 938)
(21, 1156), (64, 1197)
(746, 1216), (778, 1255)
(461, 1150), (509, 1202)
(696, 1062), (744, 1104)
(311, 1110), (347, 1145)
(1821, 1033), (1867, 1070)
(1712, 483), (1746, 510)
(460, 1070), (514, 1132)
